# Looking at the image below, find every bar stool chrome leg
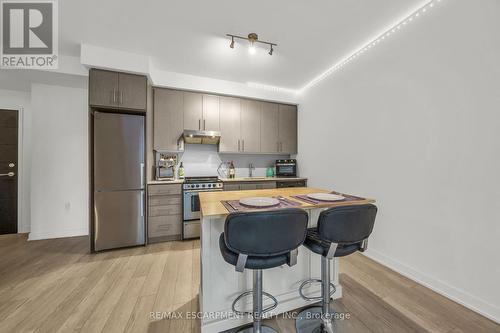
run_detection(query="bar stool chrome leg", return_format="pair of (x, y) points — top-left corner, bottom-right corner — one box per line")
(296, 256), (336, 333)
(233, 269), (278, 333)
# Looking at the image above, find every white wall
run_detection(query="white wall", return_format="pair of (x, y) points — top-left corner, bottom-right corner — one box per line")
(80, 44), (300, 104)
(0, 89), (31, 233)
(29, 83), (88, 240)
(166, 143), (287, 178)
(297, 0), (500, 322)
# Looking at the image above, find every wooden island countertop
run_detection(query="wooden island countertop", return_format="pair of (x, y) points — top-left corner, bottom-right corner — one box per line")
(199, 187), (375, 218)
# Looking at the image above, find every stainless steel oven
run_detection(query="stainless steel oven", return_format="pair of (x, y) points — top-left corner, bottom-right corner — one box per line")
(182, 176), (223, 239)
(275, 159), (297, 177)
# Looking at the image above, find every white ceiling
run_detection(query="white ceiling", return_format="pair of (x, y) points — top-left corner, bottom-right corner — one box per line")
(60, 0), (422, 89)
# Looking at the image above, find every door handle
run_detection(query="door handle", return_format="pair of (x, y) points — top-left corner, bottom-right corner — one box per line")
(140, 163), (144, 188)
(0, 172), (15, 177)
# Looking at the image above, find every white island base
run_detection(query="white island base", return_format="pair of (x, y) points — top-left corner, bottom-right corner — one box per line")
(199, 208), (342, 333)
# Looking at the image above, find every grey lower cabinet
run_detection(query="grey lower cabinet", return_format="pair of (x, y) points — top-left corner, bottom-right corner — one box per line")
(278, 104), (298, 154)
(153, 88), (184, 151)
(224, 181), (277, 191)
(89, 69), (147, 111)
(148, 184), (182, 243)
(276, 179), (307, 188)
(219, 96), (241, 152)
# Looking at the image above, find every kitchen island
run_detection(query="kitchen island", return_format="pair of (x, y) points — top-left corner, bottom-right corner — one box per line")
(198, 187), (375, 333)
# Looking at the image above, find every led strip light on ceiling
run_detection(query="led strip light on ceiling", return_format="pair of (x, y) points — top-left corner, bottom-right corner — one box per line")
(247, 0), (444, 95)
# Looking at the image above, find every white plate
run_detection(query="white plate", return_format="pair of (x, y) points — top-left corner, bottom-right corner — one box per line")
(239, 197), (280, 208)
(306, 193), (345, 202)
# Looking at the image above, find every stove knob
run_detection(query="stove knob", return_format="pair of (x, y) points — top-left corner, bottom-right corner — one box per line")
(196, 184), (200, 188)
(207, 184), (212, 188)
(202, 184), (206, 188)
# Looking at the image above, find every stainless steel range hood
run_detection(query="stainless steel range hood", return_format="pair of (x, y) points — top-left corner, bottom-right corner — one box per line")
(182, 129), (221, 145)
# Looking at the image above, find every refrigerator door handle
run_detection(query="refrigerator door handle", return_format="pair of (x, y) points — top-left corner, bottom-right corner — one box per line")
(140, 191), (144, 217)
(140, 162), (145, 188)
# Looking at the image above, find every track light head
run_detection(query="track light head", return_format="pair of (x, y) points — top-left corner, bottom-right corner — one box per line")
(230, 36), (235, 49)
(268, 45), (273, 55)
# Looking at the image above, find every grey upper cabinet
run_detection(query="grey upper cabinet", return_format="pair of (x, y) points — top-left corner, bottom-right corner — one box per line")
(89, 69), (119, 108)
(118, 73), (147, 110)
(240, 99), (261, 153)
(183, 92), (203, 131)
(219, 97), (241, 152)
(150, 86), (297, 155)
(89, 69), (147, 111)
(183, 93), (220, 131)
(260, 102), (279, 153)
(202, 95), (220, 131)
(278, 104), (298, 154)
(153, 89), (184, 151)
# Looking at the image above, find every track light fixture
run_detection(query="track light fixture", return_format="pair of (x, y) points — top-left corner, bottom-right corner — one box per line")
(226, 33), (277, 55)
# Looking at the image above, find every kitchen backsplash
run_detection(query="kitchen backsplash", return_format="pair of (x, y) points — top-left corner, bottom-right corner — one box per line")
(169, 144), (289, 178)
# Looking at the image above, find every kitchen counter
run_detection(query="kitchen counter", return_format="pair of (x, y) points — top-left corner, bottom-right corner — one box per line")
(219, 176), (307, 183)
(147, 179), (184, 185)
(148, 177), (307, 185)
(198, 187), (375, 333)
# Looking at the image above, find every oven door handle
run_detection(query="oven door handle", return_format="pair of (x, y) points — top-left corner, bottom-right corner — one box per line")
(191, 195), (197, 211)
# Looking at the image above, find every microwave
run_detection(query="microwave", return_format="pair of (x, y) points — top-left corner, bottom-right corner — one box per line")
(275, 159), (297, 177)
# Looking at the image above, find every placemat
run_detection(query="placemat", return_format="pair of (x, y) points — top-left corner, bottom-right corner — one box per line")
(292, 191), (366, 205)
(221, 196), (302, 213)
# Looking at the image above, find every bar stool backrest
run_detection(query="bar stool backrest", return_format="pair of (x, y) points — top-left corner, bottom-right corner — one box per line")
(224, 208), (309, 257)
(318, 204), (377, 245)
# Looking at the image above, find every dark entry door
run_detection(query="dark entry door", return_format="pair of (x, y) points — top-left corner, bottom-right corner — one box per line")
(0, 110), (18, 234)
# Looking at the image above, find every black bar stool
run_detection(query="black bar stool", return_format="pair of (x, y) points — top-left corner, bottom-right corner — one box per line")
(296, 204), (377, 333)
(219, 208), (309, 333)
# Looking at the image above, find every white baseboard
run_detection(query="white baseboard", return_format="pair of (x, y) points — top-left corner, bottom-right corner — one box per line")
(28, 228), (88, 241)
(363, 249), (500, 324)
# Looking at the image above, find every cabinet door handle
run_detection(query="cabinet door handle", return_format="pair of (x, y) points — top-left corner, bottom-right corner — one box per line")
(203, 119), (206, 130)
(0, 172), (14, 177)
(120, 91), (124, 105)
(199, 119), (201, 130)
(242, 139), (244, 152)
(277, 142), (279, 152)
(111, 89), (116, 104)
(238, 139), (240, 152)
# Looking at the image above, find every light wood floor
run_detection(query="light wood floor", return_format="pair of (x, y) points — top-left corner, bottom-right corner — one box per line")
(0, 234), (498, 333)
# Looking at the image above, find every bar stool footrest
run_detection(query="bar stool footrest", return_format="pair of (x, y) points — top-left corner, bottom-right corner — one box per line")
(231, 290), (278, 316)
(299, 279), (336, 302)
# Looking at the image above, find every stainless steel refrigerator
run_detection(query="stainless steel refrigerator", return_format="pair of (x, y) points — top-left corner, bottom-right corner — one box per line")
(92, 111), (145, 251)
